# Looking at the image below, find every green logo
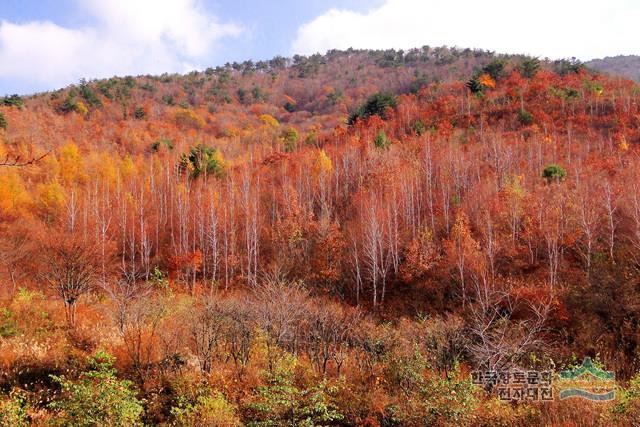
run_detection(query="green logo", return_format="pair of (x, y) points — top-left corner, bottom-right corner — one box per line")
(558, 357), (615, 401)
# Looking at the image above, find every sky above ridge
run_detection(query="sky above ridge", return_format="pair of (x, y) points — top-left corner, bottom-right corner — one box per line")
(0, 0), (638, 94)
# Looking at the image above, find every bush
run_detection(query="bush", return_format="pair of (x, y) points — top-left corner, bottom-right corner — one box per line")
(58, 93), (88, 115)
(374, 130), (391, 149)
(384, 351), (480, 426)
(49, 351), (144, 427)
(179, 145), (226, 179)
(283, 102), (296, 113)
(604, 372), (640, 425)
(348, 92), (397, 125)
(2, 94), (23, 108)
(78, 80), (102, 108)
(542, 164), (567, 182)
(482, 59), (505, 81)
(0, 391), (29, 427)
(0, 112), (6, 130)
(245, 364), (344, 427)
(174, 109), (205, 130)
(151, 139), (174, 152)
(171, 392), (241, 427)
(467, 59), (504, 94)
(520, 57), (541, 79)
(281, 127), (299, 152)
(518, 109), (534, 126)
(134, 106), (146, 119)
(476, 399), (541, 427)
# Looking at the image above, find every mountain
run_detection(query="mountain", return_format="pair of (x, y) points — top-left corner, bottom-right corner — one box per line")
(587, 54), (640, 82)
(1, 47), (640, 425)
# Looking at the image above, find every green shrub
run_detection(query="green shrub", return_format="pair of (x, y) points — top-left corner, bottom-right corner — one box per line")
(0, 112), (6, 130)
(179, 145), (226, 179)
(384, 351), (480, 426)
(0, 391), (29, 427)
(482, 59), (505, 81)
(281, 128), (299, 152)
(78, 80), (102, 107)
(518, 109), (534, 126)
(0, 308), (17, 338)
(49, 351), (144, 427)
(134, 106), (146, 119)
(2, 94), (23, 108)
(283, 102), (296, 113)
(604, 372), (640, 425)
(151, 139), (174, 152)
(542, 164), (567, 182)
(520, 57), (541, 79)
(348, 92), (397, 125)
(374, 130), (391, 149)
(245, 365), (344, 427)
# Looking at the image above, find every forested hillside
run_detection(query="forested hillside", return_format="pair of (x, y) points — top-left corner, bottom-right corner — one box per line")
(1, 46), (640, 426)
(587, 55), (640, 82)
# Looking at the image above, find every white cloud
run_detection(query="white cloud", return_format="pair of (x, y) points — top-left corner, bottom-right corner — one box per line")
(292, 0), (640, 60)
(0, 0), (242, 92)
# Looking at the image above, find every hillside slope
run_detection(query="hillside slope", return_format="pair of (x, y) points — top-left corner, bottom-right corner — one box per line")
(1, 47), (640, 425)
(587, 55), (640, 82)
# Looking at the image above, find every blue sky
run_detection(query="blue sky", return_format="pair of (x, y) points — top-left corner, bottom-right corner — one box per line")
(0, 0), (638, 95)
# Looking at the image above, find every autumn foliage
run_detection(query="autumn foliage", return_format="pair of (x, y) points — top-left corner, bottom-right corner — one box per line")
(1, 47), (640, 425)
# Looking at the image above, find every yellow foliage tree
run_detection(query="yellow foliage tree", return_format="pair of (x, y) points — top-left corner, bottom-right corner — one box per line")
(312, 150), (333, 178)
(0, 171), (32, 219)
(58, 143), (86, 185)
(259, 114), (279, 128)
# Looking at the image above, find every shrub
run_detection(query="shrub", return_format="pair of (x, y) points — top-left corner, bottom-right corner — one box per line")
(348, 92), (397, 125)
(374, 130), (391, 149)
(78, 80), (102, 108)
(245, 364), (344, 427)
(283, 102), (296, 113)
(2, 94), (23, 108)
(0, 112), (6, 130)
(482, 59), (505, 81)
(259, 114), (280, 128)
(542, 164), (567, 182)
(171, 392), (241, 427)
(174, 109), (205, 130)
(179, 145), (226, 179)
(0, 391), (29, 427)
(476, 399), (541, 427)
(604, 372), (640, 425)
(385, 352), (480, 426)
(518, 109), (534, 126)
(134, 106), (146, 119)
(467, 59), (504, 94)
(58, 93), (88, 115)
(304, 131), (318, 147)
(49, 351), (144, 427)
(281, 127), (299, 152)
(151, 139), (174, 152)
(520, 57), (541, 79)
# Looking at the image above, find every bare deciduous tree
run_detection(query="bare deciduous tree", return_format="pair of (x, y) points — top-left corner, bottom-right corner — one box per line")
(40, 233), (101, 328)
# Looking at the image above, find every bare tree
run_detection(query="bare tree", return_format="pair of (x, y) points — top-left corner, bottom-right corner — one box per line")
(251, 270), (309, 369)
(40, 233), (101, 328)
(102, 273), (151, 334)
(0, 226), (29, 296)
(301, 301), (361, 375)
(467, 282), (554, 371)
